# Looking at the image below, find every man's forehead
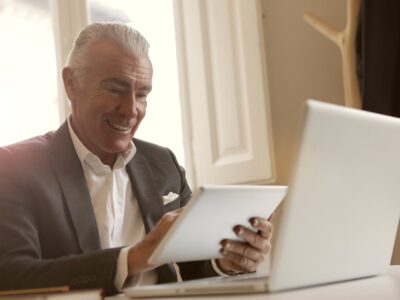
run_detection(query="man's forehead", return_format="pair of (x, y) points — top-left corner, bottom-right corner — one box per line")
(100, 77), (152, 91)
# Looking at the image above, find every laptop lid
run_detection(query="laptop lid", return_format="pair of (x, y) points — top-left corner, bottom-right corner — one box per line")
(269, 100), (400, 291)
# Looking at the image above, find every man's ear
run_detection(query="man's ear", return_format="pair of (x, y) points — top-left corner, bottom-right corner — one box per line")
(62, 67), (79, 101)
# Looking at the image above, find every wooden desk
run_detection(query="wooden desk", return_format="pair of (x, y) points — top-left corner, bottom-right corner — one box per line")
(108, 266), (400, 300)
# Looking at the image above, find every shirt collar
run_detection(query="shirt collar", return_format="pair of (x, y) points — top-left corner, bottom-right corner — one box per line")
(67, 116), (136, 172)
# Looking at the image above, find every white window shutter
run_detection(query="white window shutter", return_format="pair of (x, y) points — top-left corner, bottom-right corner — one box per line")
(174, 0), (275, 188)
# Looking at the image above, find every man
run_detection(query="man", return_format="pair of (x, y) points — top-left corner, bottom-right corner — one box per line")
(0, 23), (272, 295)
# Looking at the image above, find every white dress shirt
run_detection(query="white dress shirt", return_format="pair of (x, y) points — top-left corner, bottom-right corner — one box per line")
(67, 118), (157, 289)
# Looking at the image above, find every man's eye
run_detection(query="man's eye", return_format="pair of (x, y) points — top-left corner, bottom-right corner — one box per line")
(108, 88), (123, 95)
(136, 93), (148, 100)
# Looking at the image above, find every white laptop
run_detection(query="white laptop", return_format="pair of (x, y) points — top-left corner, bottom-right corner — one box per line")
(124, 99), (400, 297)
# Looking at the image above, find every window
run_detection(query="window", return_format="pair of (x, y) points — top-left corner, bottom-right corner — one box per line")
(2, 0), (273, 186)
(0, 0), (59, 146)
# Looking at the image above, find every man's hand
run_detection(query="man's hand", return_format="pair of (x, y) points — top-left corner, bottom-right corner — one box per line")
(216, 217), (273, 274)
(127, 208), (183, 276)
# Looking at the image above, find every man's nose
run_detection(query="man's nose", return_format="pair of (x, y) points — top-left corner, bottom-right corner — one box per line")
(119, 95), (138, 118)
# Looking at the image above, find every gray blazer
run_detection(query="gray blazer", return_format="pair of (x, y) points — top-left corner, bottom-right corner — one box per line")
(0, 122), (217, 295)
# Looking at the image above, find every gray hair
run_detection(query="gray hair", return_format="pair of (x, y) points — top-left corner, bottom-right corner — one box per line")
(66, 22), (150, 80)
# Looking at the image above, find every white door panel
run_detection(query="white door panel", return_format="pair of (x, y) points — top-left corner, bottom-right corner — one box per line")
(174, 0), (275, 187)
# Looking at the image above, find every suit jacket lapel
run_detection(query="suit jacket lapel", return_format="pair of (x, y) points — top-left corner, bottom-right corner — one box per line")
(126, 153), (164, 233)
(49, 122), (101, 252)
(126, 153), (177, 282)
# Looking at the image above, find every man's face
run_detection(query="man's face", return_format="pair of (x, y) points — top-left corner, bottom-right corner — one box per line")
(65, 40), (153, 165)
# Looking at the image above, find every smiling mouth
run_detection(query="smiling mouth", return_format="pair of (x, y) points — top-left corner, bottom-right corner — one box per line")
(106, 120), (132, 134)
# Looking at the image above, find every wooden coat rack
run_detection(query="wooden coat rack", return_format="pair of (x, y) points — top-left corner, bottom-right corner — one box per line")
(304, 0), (362, 109)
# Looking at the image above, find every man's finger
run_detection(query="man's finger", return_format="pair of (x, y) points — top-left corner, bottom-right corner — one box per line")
(220, 250), (257, 273)
(250, 218), (273, 239)
(220, 240), (263, 262)
(234, 226), (270, 251)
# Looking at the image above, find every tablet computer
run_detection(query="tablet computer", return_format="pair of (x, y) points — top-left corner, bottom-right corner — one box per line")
(148, 185), (287, 265)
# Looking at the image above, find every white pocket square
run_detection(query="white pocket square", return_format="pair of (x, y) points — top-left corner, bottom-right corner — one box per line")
(162, 192), (180, 205)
